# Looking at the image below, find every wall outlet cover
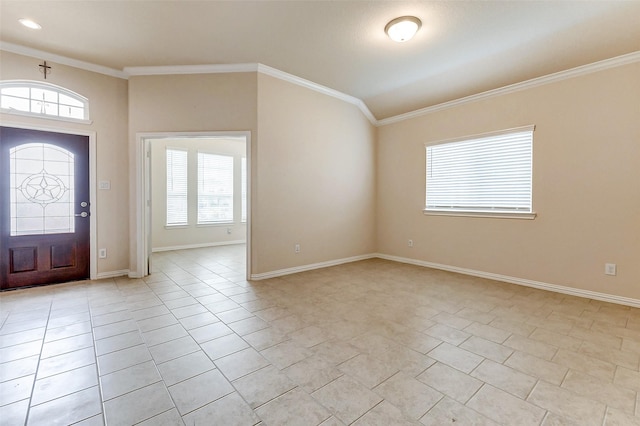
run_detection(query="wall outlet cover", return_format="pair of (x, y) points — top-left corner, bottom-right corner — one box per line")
(605, 263), (616, 276)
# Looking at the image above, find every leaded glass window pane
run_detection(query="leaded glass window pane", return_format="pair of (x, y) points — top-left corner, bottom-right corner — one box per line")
(9, 143), (75, 236)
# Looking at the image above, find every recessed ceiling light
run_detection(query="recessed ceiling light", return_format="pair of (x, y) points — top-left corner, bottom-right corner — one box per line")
(385, 16), (421, 43)
(19, 18), (42, 30)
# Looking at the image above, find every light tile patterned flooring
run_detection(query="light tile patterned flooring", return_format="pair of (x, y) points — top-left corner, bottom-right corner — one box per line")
(1, 245), (640, 425)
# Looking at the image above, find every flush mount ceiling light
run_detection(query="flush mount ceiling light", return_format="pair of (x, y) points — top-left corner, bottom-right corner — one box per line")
(385, 16), (421, 42)
(19, 18), (42, 30)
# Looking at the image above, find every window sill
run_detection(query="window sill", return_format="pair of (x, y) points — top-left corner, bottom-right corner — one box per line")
(423, 209), (537, 220)
(165, 224), (190, 229)
(196, 222), (235, 228)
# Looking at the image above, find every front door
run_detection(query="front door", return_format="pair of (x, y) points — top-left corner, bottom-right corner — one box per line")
(0, 127), (90, 289)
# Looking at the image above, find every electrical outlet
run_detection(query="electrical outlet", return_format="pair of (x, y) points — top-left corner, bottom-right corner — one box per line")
(408, 239), (413, 247)
(99, 248), (107, 259)
(294, 244), (301, 253)
(605, 263), (616, 276)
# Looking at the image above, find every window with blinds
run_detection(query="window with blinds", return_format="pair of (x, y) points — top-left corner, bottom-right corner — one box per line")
(198, 153), (234, 224)
(166, 148), (188, 225)
(425, 125), (534, 216)
(241, 157), (247, 223)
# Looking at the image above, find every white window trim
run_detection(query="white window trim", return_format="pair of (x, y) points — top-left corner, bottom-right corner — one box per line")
(424, 125), (536, 219)
(0, 80), (92, 124)
(196, 222), (235, 228)
(423, 210), (536, 219)
(164, 224), (190, 230)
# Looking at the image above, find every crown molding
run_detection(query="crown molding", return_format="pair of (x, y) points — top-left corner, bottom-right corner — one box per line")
(0, 42), (377, 124)
(256, 64), (377, 124)
(124, 63), (258, 76)
(3, 42), (637, 128)
(0, 41), (128, 79)
(122, 62), (377, 124)
(377, 51), (640, 126)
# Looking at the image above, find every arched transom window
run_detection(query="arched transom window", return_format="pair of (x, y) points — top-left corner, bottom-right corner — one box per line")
(0, 80), (90, 123)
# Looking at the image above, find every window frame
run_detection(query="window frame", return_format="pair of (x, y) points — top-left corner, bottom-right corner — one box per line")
(241, 157), (247, 223)
(424, 125), (536, 220)
(0, 80), (91, 124)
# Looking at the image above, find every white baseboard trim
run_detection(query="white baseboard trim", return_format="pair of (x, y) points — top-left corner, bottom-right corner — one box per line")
(375, 253), (640, 309)
(152, 240), (246, 253)
(250, 254), (377, 280)
(94, 269), (130, 280)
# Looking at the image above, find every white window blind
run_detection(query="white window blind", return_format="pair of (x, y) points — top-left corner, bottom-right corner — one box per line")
(166, 148), (188, 225)
(425, 126), (534, 214)
(198, 153), (234, 223)
(241, 157), (247, 223)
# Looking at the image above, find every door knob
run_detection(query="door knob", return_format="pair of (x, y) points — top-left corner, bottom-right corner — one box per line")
(75, 212), (89, 218)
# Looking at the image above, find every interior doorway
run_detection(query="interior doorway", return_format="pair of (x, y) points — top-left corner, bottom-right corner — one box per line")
(136, 131), (251, 280)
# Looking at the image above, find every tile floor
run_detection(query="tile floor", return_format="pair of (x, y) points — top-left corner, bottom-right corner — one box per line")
(1, 245), (639, 425)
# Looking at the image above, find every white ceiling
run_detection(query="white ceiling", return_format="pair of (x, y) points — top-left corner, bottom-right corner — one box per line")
(1, 1), (639, 120)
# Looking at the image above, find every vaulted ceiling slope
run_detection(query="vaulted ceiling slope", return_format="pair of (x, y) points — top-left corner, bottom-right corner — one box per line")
(1, 1), (639, 120)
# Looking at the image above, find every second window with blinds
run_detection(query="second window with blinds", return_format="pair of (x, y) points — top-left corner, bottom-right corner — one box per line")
(166, 148), (246, 227)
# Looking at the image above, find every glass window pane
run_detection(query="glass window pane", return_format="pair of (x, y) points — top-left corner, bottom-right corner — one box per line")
(59, 105), (84, 119)
(15, 218), (45, 236)
(32, 88), (58, 103)
(43, 102), (59, 116)
(30, 99), (45, 114)
(10, 143), (75, 236)
(0, 82), (88, 121)
(59, 93), (84, 107)
(198, 153), (233, 223)
(1, 95), (30, 112)
(166, 149), (188, 225)
(16, 202), (43, 218)
(1, 87), (29, 98)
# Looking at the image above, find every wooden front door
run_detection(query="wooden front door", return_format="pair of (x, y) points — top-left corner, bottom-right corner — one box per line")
(0, 127), (90, 289)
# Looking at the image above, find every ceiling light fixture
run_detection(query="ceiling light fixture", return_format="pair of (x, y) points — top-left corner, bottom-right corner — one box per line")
(385, 16), (421, 43)
(19, 18), (42, 30)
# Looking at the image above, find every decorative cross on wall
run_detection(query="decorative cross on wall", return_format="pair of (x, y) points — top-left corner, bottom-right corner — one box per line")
(39, 61), (52, 79)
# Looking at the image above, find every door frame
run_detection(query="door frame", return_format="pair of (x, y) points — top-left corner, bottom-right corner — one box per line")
(134, 131), (252, 280)
(1, 121), (98, 280)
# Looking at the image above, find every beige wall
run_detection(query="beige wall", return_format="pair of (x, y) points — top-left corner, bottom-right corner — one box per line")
(5, 49), (637, 303)
(377, 62), (640, 300)
(150, 137), (247, 250)
(255, 73), (377, 273)
(128, 72), (258, 274)
(130, 73), (376, 275)
(0, 51), (130, 275)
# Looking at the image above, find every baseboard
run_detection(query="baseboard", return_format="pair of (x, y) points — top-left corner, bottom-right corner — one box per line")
(250, 254), (377, 280)
(375, 253), (640, 309)
(116, 248), (640, 308)
(152, 240), (246, 252)
(94, 269), (130, 280)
